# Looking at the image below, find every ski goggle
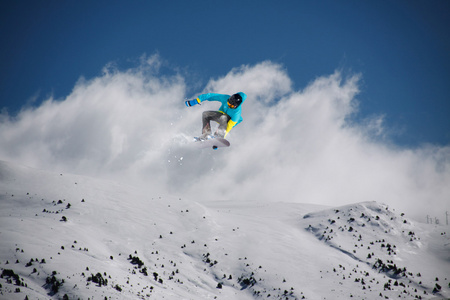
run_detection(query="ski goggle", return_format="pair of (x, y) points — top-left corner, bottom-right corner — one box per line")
(227, 101), (237, 109)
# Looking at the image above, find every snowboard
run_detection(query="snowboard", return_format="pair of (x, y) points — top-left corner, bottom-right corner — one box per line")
(194, 136), (230, 150)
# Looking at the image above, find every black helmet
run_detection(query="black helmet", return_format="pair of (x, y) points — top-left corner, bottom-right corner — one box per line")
(228, 93), (243, 108)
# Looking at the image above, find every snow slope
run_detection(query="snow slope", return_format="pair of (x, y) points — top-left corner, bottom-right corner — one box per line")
(0, 160), (449, 299)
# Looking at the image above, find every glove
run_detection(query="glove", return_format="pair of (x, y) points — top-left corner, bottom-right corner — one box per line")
(185, 98), (200, 107)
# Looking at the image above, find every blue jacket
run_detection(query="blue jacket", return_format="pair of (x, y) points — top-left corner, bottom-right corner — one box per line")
(196, 92), (247, 136)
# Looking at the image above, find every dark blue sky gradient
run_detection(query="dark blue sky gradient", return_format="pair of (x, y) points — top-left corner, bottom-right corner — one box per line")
(1, 0), (449, 146)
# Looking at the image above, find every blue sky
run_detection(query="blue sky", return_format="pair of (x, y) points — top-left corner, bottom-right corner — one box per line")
(1, 0), (449, 146)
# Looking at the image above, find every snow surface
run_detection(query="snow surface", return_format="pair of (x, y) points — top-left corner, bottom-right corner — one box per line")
(0, 160), (449, 299)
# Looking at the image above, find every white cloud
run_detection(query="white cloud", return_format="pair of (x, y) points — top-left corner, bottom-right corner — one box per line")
(204, 61), (292, 104)
(0, 57), (449, 221)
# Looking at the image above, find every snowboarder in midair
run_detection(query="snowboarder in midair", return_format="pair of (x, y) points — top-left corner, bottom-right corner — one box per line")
(185, 92), (247, 140)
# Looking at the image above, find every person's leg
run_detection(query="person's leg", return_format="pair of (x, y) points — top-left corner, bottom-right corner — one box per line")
(201, 111), (230, 138)
(201, 111), (221, 138)
(215, 114), (231, 138)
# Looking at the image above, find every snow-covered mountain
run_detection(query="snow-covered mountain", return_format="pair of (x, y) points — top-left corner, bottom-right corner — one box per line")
(0, 160), (449, 299)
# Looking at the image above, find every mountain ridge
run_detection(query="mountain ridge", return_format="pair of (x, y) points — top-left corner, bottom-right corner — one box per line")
(0, 160), (448, 299)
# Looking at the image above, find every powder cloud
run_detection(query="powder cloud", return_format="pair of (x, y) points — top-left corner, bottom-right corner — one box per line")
(0, 57), (448, 221)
